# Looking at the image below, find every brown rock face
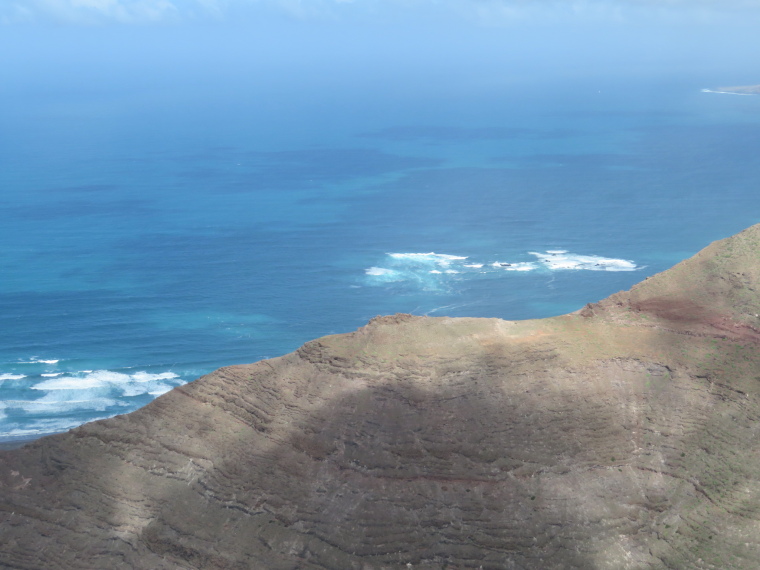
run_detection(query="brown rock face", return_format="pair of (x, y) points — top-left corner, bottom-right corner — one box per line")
(2, 225), (760, 569)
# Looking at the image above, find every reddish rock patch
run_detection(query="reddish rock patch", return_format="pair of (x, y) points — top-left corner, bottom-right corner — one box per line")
(631, 297), (760, 343)
(632, 298), (710, 324)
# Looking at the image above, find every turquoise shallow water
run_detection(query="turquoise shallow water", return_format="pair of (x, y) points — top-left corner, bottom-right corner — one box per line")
(1, 58), (760, 441)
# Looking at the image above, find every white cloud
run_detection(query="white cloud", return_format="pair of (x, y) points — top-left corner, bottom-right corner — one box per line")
(1, 0), (182, 24)
(3, 0), (760, 25)
(193, 0), (227, 18)
(446, 0), (760, 25)
(0, 3), (35, 23)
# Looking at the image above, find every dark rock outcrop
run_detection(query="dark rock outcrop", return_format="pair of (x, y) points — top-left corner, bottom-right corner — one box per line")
(2, 225), (760, 569)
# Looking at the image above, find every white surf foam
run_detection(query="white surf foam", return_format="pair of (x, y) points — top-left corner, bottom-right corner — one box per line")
(21, 370), (180, 417)
(365, 267), (403, 283)
(365, 248), (640, 289)
(364, 252), (470, 291)
(505, 262), (539, 271)
(492, 261), (538, 271)
(20, 359), (60, 364)
(529, 251), (638, 271)
(0, 368), (186, 441)
(0, 374), (27, 381)
(366, 267), (397, 276)
(32, 375), (102, 391)
(388, 252), (467, 263)
(0, 416), (112, 440)
(11, 396), (122, 415)
(148, 385), (174, 396)
(32, 370), (180, 394)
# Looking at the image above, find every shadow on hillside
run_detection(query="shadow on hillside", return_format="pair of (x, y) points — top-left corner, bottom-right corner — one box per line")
(4, 340), (760, 569)
(134, 352), (760, 568)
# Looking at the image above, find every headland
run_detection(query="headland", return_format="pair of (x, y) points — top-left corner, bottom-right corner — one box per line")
(2, 224), (760, 568)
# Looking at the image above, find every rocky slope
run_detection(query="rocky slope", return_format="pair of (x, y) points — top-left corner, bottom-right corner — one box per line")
(2, 225), (760, 569)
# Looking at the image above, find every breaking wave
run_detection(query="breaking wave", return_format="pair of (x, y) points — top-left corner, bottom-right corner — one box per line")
(0, 374), (27, 381)
(364, 249), (641, 290)
(0, 368), (186, 440)
(527, 250), (638, 271)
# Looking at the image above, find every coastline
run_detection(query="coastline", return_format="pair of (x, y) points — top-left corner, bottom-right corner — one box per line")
(0, 434), (48, 450)
(2, 225), (760, 568)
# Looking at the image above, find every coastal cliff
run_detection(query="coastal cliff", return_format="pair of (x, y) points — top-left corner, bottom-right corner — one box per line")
(2, 225), (760, 569)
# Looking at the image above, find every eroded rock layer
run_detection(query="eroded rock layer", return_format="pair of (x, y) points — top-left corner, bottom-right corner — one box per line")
(2, 225), (760, 569)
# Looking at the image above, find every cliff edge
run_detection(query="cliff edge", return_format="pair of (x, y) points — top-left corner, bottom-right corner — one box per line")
(2, 225), (760, 569)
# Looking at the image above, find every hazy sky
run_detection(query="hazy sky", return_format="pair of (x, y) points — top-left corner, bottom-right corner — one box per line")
(4, 1), (760, 75)
(2, 0), (759, 154)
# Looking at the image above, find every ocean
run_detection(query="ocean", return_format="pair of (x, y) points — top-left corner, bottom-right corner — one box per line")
(1, 24), (760, 442)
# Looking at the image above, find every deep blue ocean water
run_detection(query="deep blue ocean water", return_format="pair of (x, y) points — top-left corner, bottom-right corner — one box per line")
(2, 28), (760, 441)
